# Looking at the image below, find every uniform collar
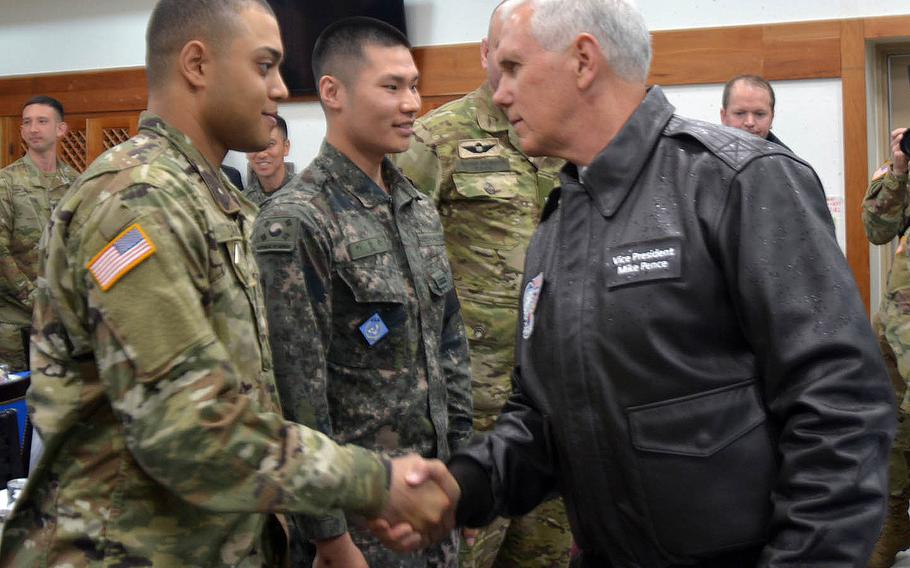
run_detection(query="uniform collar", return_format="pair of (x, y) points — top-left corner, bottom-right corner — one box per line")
(314, 140), (421, 209)
(138, 111), (241, 215)
(20, 152), (71, 179)
(567, 86), (675, 218)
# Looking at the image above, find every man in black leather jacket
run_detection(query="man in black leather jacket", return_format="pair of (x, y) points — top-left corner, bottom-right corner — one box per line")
(439, 1), (895, 566)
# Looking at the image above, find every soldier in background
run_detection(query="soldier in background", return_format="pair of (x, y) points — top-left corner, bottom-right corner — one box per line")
(0, 95), (78, 370)
(394, 3), (572, 566)
(0, 1), (458, 565)
(863, 128), (910, 568)
(720, 74), (790, 150)
(243, 113), (294, 205)
(254, 17), (472, 568)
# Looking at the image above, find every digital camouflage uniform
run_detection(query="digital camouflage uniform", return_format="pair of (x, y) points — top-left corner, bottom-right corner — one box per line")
(862, 162), (910, 567)
(242, 161), (295, 207)
(253, 141), (473, 567)
(394, 84), (572, 568)
(0, 114), (391, 567)
(0, 154), (77, 370)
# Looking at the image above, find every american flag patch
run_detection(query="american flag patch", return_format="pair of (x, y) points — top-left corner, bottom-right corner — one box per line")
(87, 224), (156, 291)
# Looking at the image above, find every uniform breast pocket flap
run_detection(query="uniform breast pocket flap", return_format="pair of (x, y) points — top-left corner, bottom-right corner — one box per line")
(452, 171), (520, 200)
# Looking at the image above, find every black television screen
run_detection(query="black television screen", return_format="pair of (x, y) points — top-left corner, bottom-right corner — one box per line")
(267, 0), (409, 96)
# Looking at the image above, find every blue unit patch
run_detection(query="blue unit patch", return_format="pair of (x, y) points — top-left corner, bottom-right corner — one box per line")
(359, 313), (389, 346)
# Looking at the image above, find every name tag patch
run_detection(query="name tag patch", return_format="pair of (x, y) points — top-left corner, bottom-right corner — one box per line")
(606, 238), (682, 288)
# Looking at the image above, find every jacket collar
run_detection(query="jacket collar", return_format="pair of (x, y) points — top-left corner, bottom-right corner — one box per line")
(565, 86), (675, 218)
(138, 111), (241, 215)
(314, 140), (421, 209)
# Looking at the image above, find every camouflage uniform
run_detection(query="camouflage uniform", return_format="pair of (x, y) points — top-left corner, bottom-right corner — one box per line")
(253, 141), (473, 567)
(243, 161), (295, 206)
(0, 114), (391, 567)
(863, 163), (910, 567)
(0, 154), (77, 370)
(394, 84), (572, 568)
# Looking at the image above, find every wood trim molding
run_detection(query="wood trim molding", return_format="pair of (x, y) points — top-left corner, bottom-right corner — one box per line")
(0, 68), (147, 117)
(841, 19), (871, 312)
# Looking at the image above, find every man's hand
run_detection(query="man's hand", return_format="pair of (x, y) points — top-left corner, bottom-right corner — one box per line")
(367, 454), (461, 552)
(890, 127), (909, 175)
(313, 533), (367, 568)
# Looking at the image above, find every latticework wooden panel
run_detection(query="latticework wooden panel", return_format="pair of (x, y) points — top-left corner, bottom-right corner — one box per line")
(102, 127), (130, 150)
(59, 129), (86, 172)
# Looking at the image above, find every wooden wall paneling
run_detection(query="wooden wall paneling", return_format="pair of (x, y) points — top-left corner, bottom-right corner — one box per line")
(412, 43), (485, 97)
(864, 15), (910, 40)
(0, 68), (147, 117)
(761, 20), (841, 80)
(86, 114), (140, 165)
(0, 117), (21, 168)
(841, 19), (871, 311)
(648, 26), (764, 86)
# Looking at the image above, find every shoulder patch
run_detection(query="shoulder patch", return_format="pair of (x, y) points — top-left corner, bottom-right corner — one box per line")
(873, 162), (890, 181)
(252, 216), (298, 253)
(87, 223), (156, 291)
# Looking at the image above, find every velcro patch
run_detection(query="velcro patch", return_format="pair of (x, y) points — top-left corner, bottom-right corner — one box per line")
(872, 163), (890, 181)
(87, 223), (156, 291)
(606, 237), (682, 289)
(458, 138), (502, 159)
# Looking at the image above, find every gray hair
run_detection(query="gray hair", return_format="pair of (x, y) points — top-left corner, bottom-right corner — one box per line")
(499, 0), (652, 83)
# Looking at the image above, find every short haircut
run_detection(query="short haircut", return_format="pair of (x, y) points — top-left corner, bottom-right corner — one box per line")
(145, 0), (274, 88)
(499, 0), (652, 84)
(22, 95), (65, 121)
(274, 114), (288, 140)
(722, 75), (776, 112)
(311, 16), (411, 86)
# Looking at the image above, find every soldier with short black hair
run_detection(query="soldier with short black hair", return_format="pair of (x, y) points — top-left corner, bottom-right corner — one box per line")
(254, 16), (472, 568)
(0, 1), (458, 565)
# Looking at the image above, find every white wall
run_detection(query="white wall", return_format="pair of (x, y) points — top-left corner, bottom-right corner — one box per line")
(5, 1), (910, 76)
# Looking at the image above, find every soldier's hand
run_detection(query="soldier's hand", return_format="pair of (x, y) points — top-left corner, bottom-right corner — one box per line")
(367, 454), (460, 551)
(890, 128), (909, 175)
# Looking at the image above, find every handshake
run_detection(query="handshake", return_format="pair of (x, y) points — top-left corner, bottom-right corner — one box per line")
(367, 454), (463, 552)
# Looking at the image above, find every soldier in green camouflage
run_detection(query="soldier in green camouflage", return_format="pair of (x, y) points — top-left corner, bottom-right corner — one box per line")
(0, 2), (460, 566)
(0, 95), (78, 370)
(393, 4), (572, 567)
(243, 113), (295, 206)
(254, 18), (472, 568)
(863, 127), (910, 568)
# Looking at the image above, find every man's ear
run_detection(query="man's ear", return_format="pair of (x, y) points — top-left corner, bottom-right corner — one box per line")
(573, 33), (601, 90)
(319, 75), (344, 111)
(178, 40), (210, 89)
(56, 121), (68, 140)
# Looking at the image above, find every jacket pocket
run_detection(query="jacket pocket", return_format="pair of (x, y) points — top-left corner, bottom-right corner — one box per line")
(452, 172), (519, 200)
(626, 379), (776, 557)
(328, 257), (408, 369)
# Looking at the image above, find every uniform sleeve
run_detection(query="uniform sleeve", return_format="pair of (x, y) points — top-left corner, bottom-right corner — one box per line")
(449, 367), (558, 527)
(717, 157), (895, 566)
(393, 128), (444, 206)
(862, 167), (909, 244)
(440, 288), (473, 451)
(0, 176), (35, 311)
(70, 190), (389, 521)
(253, 201), (349, 541)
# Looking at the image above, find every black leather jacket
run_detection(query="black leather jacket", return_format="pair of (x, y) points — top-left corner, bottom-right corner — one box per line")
(450, 87), (894, 567)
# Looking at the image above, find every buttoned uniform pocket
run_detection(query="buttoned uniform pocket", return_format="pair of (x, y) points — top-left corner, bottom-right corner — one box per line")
(328, 254), (408, 369)
(626, 379), (776, 557)
(452, 172), (520, 201)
